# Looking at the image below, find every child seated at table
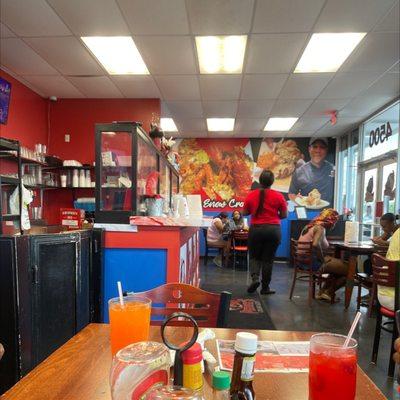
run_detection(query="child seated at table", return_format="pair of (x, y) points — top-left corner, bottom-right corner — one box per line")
(298, 208), (348, 302)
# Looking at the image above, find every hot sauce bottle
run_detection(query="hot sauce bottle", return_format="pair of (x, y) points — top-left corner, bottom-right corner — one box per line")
(230, 332), (258, 400)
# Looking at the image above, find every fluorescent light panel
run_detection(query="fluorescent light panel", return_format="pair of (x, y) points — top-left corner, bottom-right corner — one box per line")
(160, 118), (178, 132)
(81, 36), (149, 75)
(207, 118), (235, 131)
(196, 36), (247, 74)
(295, 33), (366, 73)
(264, 118), (298, 131)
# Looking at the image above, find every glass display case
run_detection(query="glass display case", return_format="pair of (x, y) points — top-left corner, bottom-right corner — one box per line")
(95, 122), (179, 223)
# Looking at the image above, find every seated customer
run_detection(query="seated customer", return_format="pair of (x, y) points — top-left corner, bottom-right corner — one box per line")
(377, 226), (400, 311)
(372, 213), (399, 247)
(298, 209), (348, 302)
(207, 212), (230, 267)
(228, 211), (249, 232)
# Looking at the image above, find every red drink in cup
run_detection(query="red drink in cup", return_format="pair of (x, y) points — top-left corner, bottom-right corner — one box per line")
(309, 333), (357, 400)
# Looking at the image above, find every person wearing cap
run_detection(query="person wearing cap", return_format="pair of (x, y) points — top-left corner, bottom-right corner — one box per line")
(207, 212), (230, 267)
(288, 138), (335, 205)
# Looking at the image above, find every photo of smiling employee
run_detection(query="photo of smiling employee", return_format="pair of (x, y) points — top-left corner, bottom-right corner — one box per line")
(288, 138), (335, 205)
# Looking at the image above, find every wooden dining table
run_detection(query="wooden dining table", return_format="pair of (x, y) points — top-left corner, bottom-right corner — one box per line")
(3, 323), (386, 400)
(329, 240), (378, 309)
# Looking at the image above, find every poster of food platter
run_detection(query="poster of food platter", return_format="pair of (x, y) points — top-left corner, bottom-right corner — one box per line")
(173, 137), (335, 211)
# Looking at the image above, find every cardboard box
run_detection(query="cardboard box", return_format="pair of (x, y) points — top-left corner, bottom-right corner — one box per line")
(60, 208), (85, 230)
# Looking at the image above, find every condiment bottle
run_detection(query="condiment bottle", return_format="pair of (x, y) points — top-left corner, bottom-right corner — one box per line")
(230, 332), (257, 400)
(213, 371), (231, 399)
(181, 342), (203, 392)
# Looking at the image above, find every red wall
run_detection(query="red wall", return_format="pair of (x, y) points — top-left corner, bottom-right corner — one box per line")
(0, 70), (48, 148)
(48, 99), (160, 163)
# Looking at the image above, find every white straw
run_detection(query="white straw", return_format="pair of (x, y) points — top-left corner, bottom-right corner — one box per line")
(343, 311), (362, 348)
(117, 281), (124, 307)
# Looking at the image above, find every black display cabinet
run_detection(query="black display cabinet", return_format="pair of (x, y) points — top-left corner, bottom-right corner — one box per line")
(95, 122), (179, 224)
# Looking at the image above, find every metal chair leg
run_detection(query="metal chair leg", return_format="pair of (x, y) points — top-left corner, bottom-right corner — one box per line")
(289, 268), (298, 300)
(356, 282), (362, 311)
(388, 318), (398, 377)
(371, 311), (382, 364)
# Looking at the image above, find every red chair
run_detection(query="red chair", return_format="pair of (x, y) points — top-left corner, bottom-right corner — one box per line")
(371, 254), (399, 377)
(136, 283), (232, 328)
(231, 230), (249, 272)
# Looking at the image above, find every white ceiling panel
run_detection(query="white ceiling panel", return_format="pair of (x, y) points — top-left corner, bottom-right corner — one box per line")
(0, 22), (15, 38)
(246, 34), (308, 73)
(292, 117), (329, 132)
(286, 131), (316, 137)
(241, 74), (288, 99)
(165, 101), (203, 118)
(111, 76), (161, 98)
(360, 72), (400, 98)
(374, 1), (400, 32)
(202, 101), (238, 117)
(253, 0), (325, 33)
(175, 119), (207, 132)
(318, 71), (383, 99)
(388, 62), (399, 73)
(261, 132), (288, 138)
(207, 131), (235, 138)
(186, 0), (254, 34)
(47, 0), (129, 35)
(67, 76), (122, 98)
(22, 75), (84, 98)
(316, 118), (361, 137)
(235, 119), (266, 132)
(0, 0), (71, 37)
(24, 37), (104, 76)
(314, 0), (397, 32)
(237, 100), (274, 118)
(117, 0), (189, 35)
(279, 74), (334, 99)
(154, 75), (200, 100)
(233, 131), (261, 138)
(0, 38), (58, 75)
(341, 32), (400, 73)
(303, 99), (350, 117)
(134, 36), (197, 75)
(270, 99), (313, 117)
(199, 75), (242, 100)
(180, 131), (208, 138)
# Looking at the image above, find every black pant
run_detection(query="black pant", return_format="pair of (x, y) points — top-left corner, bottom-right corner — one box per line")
(248, 224), (281, 288)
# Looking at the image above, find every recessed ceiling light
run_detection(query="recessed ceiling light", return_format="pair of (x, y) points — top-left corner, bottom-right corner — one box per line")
(207, 118), (235, 131)
(264, 118), (298, 131)
(196, 36), (247, 74)
(160, 118), (178, 132)
(294, 33), (366, 73)
(81, 36), (149, 75)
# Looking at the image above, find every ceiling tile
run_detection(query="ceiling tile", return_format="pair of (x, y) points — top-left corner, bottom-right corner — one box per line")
(161, 101), (172, 117)
(154, 75), (200, 100)
(261, 132), (288, 138)
(286, 131), (316, 137)
(0, 22), (15, 38)
(202, 101), (238, 117)
(24, 37), (104, 76)
(235, 119), (266, 131)
(233, 131), (261, 138)
(341, 32), (400, 73)
(199, 75), (242, 100)
(236, 100), (274, 118)
(0, 38), (58, 75)
(357, 72), (400, 98)
(246, 34), (308, 73)
(186, 0), (254, 34)
(175, 119), (207, 132)
(388, 62), (399, 73)
(253, 0), (325, 33)
(318, 71), (383, 99)
(165, 101), (203, 118)
(0, 0), (71, 36)
(67, 76), (123, 98)
(374, 1), (400, 32)
(279, 74), (334, 99)
(292, 117), (329, 132)
(180, 131), (208, 138)
(207, 131), (235, 138)
(316, 118), (361, 137)
(314, 0), (397, 32)
(111, 76), (161, 98)
(303, 99), (350, 117)
(47, 0), (129, 35)
(240, 74), (288, 99)
(117, 0), (189, 34)
(22, 75), (84, 98)
(134, 36), (197, 75)
(270, 99), (313, 117)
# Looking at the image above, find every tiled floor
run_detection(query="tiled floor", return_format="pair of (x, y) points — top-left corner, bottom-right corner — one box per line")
(200, 259), (396, 399)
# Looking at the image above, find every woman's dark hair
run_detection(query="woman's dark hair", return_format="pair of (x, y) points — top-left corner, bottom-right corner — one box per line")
(232, 210), (243, 223)
(256, 170), (275, 216)
(381, 213), (396, 223)
(218, 212), (228, 219)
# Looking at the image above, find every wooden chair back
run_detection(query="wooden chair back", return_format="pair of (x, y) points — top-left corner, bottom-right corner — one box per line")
(292, 239), (313, 270)
(232, 230), (248, 249)
(136, 283), (231, 328)
(371, 254), (398, 288)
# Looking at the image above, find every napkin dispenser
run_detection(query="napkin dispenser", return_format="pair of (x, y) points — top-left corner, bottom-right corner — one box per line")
(344, 221), (359, 243)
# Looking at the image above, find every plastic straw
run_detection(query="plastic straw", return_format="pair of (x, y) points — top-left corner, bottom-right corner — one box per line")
(343, 311), (362, 348)
(117, 281), (124, 307)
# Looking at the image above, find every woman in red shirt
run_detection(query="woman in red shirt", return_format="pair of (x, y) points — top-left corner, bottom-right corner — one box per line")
(243, 170), (288, 294)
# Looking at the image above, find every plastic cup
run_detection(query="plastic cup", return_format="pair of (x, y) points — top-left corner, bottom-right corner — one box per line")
(309, 333), (357, 400)
(108, 295), (152, 355)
